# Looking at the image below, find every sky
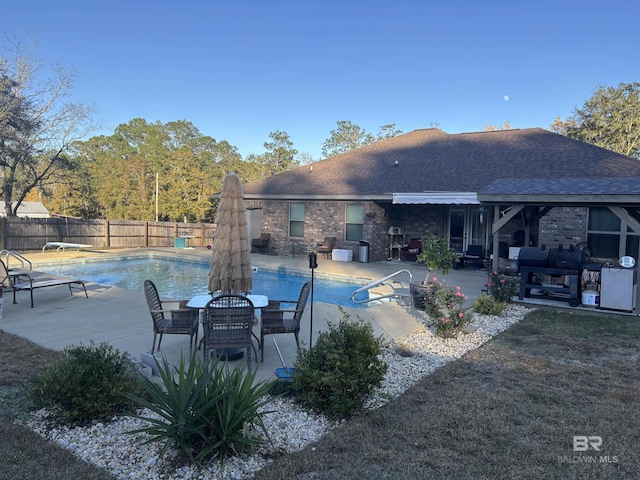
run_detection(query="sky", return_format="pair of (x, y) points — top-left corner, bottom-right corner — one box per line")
(3, 0), (639, 160)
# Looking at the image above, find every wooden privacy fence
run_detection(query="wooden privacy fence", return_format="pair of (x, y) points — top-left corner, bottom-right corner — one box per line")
(0, 217), (217, 251)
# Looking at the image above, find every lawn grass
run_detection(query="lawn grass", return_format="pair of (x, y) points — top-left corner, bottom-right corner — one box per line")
(253, 308), (640, 479)
(0, 330), (116, 480)
(1, 308), (639, 479)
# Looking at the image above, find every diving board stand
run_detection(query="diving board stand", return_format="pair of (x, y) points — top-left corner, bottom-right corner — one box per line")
(43, 242), (93, 254)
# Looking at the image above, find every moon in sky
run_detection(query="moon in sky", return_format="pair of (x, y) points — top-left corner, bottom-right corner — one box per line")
(503, 95), (509, 101)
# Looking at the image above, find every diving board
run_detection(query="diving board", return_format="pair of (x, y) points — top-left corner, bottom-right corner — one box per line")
(43, 242), (93, 253)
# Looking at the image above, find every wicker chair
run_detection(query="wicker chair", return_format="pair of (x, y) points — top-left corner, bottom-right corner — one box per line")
(144, 279), (199, 356)
(201, 294), (256, 368)
(317, 237), (336, 259)
(259, 281), (310, 362)
(251, 233), (271, 253)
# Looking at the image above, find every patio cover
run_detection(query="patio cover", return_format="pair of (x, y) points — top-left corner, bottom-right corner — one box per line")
(392, 192), (479, 205)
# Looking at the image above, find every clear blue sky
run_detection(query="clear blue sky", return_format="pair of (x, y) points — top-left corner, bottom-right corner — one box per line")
(3, 0), (639, 159)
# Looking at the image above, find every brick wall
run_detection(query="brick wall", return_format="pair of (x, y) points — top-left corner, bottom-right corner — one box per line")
(249, 200), (389, 261)
(538, 206), (587, 248)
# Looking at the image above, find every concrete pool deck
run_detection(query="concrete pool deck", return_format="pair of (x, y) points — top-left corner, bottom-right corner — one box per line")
(0, 247), (490, 381)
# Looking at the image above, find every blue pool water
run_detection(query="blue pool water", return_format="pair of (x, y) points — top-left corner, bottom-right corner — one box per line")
(36, 257), (369, 307)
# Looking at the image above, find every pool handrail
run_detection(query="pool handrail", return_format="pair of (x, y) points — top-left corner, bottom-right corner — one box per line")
(1, 250), (32, 270)
(351, 269), (413, 305)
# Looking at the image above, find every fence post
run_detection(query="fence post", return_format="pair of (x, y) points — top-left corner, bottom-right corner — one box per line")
(0, 218), (5, 251)
(104, 219), (110, 247)
(144, 221), (149, 247)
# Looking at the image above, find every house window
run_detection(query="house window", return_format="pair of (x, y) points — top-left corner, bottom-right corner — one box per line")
(587, 207), (639, 259)
(345, 204), (364, 242)
(289, 203), (305, 237)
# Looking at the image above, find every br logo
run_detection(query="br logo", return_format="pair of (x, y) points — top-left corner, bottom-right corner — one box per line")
(573, 436), (602, 452)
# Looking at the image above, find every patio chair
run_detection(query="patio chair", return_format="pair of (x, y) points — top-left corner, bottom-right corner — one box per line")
(144, 279), (199, 356)
(201, 294), (256, 368)
(259, 281), (310, 362)
(463, 245), (485, 270)
(401, 239), (422, 261)
(317, 237), (336, 259)
(251, 233), (271, 253)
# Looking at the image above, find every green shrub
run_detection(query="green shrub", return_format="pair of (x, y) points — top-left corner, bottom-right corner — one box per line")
(128, 352), (277, 465)
(486, 270), (520, 303)
(473, 294), (508, 316)
(292, 308), (387, 419)
(30, 341), (146, 425)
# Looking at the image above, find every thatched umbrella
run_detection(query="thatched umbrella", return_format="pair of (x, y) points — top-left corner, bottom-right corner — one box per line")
(208, 172), (253, 294)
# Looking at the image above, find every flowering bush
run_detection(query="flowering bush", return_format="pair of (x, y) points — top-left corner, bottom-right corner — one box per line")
(427, 277), (472, 338)
(486, 270), (520, 303)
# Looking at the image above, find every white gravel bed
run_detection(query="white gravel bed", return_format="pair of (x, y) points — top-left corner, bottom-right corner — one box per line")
(23, 304), (531, 480)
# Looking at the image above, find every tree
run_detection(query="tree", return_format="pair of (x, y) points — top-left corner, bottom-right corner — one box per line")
(48, 119), (242, 222)
(0, 39), (97, 216)
(560, 82), (640, 158)
(261, 130), (298, 175)
(296, 152), (315, 165)
(484, 121), (514, 131)
(321, 121), (403, 158)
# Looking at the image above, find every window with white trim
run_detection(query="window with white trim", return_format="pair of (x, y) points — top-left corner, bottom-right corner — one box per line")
(345, 204), (364, 242)
(289, 203), (305, 237)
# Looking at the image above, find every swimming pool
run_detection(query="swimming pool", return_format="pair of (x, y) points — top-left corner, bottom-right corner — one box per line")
(36, 257), (370, 307)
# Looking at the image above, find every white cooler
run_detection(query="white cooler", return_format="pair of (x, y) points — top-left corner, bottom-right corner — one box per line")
(581, 290), (600, 307)
(332, 249), (353, 262)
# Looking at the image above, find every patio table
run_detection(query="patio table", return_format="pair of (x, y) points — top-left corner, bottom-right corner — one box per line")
(187, 294), (268, 361)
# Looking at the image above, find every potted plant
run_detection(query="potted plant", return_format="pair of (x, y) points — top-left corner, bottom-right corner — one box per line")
(410, 233), (458, 310)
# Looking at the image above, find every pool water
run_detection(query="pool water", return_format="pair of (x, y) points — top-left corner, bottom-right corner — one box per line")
(36, 257), (370, 307)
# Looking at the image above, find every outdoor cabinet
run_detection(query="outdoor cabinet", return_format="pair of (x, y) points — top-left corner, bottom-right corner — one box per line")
(600, 267), (636, 311)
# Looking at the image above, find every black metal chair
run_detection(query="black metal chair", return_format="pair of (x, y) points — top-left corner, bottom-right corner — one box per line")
(259, 281), (310, 362)
(463, 245), (485, 270)
(201, 294), (256, 368)
(251, 233), (271, 253)
(144, 279), (199, 356)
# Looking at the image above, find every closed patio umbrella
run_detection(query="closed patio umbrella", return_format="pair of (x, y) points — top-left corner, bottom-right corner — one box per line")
(208, 172), (253, 294)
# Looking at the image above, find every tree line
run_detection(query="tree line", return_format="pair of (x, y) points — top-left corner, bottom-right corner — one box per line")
(1, 41), (639, 221)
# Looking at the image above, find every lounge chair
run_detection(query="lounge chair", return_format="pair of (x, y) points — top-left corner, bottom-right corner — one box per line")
(317, 237), (336, 259)
(144, 279), (199, 356)
(251, 233), (271, 253)
(259, 281), (310, 362)
(1, 259), (88, 308)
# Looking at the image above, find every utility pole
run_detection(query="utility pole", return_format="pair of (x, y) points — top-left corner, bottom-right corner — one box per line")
(147, 172), (159, 221)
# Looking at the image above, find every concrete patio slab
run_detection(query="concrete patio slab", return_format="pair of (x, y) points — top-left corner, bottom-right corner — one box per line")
(0, 247), (489, 382)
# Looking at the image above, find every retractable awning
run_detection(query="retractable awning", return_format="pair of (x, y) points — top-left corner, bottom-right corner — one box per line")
(392, 192), (479, 204)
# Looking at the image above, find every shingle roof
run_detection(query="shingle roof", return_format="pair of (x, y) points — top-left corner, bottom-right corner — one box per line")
(481, 177), (640, 196)
(242, 128), (640, 199)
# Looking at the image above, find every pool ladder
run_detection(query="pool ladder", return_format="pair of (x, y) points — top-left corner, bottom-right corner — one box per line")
(351, 269), (413, 305)
(1, 250), (33, 270)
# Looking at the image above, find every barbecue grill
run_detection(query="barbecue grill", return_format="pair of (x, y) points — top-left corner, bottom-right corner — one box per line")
(518, 245), (586, 307)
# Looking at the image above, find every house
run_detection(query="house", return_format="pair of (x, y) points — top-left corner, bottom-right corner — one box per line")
(0, 201), (50, 218)
(242, 128), (640, 269)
